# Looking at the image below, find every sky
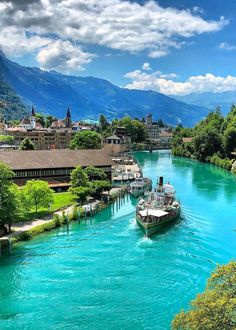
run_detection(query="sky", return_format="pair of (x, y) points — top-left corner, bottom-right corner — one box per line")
(0, 0), (236, 96)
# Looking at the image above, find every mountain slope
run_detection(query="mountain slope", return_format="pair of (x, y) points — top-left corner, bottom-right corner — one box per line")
(0, 53), (29, 120)
(0, 52), (210, 126)
(175, 92), (236, 116)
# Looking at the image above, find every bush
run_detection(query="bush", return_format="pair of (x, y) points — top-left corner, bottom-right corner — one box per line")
(69, 206), (79, 221)
(172, 262), (236, 330)
(209, 154), (233, 171)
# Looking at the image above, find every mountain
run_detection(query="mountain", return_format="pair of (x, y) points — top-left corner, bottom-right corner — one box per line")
(0, 52), (210, 126)
(175, 92), (236, 116)
(0, 52), (29, 120)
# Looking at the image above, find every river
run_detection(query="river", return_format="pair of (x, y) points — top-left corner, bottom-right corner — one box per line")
(0, 150), (236, 330)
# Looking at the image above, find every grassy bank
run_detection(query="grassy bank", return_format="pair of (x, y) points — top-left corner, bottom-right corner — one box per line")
(17, 191), (75, 222)
(12, 205), (82, 243)
(0, 187), (126, 248)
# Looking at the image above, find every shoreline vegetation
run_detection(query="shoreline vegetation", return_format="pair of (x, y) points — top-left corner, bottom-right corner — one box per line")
(172, 261), (236, 330)
(0, 186), (126, 248)
(0, 162), (126, 248)
(171, 105), (236, 173)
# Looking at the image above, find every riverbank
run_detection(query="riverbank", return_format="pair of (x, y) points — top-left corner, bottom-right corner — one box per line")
(1, 150), (235, 329)
(0, 186), (127, 253)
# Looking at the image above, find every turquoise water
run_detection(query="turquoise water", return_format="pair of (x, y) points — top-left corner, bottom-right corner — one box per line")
(0, 150), (236, 330)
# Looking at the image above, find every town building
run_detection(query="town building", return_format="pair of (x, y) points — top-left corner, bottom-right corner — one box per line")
(103, 127), (131, 156)
(3, 108), (95, 150)
(0, 149), (113, 190)
(144, 114), (161, 141)
(143, 114), (173, 148)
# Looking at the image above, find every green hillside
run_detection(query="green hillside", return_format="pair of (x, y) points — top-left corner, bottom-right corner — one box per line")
(0, 78), (29, 120)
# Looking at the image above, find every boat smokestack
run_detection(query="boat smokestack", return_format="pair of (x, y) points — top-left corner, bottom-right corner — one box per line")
(159, 176), (163, 187)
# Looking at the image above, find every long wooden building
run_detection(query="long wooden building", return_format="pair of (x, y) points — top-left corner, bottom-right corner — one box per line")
(0, 149), (113, 190)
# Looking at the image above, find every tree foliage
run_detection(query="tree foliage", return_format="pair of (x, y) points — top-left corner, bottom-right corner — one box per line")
(172, 262), (236, 330)
(20, 137), (35, 150)
(171, 106), (236, 170)
(0, 135), (14, 144)
(23, 180), (54, 213)
(70, 165), (111, 203)
(70, 130), (102, 150)
(111, 116), (147, 143)
(0, 163), (19, 232)
(70, 166), (89, 188)
(35, 113), (56, 128)
(0, 78), (29, 120)
(99, 114), (110, 131)
(84, 166), (107, 181)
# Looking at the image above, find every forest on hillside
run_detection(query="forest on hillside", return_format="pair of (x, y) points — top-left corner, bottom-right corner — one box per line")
(0, 79), (29, 121)
(172, 105), (236, 171)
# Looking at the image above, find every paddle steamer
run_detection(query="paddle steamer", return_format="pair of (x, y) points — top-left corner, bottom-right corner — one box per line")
(136, 177), (180, 237)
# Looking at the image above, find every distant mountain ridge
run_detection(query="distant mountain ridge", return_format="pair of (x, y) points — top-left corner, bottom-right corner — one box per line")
(175, 92), (236, 116)
(0, 52), (211, 126)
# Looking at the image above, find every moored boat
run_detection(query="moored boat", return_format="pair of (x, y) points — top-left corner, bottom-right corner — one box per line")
(136, 177), (180, 237)
(130, 177), (152, 197)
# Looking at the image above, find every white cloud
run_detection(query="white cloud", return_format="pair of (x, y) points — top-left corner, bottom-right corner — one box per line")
(142, 62), (152, 71)
(36, 40), (95, 73)
(192, 6), (204, 15)
(148, 50), (169, 58)
(0, 0), (229, 71)
(125, 68), (236, 95)
(218, 42), (236, 51)
(0, 27), (51, 57)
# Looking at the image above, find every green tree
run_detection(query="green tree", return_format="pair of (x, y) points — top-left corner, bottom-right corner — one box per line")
(84, 166), (107, 181)
(224, 126), (236, 155)
(118, 116), (147, 143)
(35, 113), (46, 127)
(99, 114), (110, 131)
(193, 129), (223, 162)
(0, 163), (19, 232)
(70, 186), (90, 204)
(132, 119), (147, 142)
(90, 180), (112, 197)
(70, 131), (102, 150)
(45, 115), (56, 128)
(23, 180), (54, 214)
(70, 166), (89, 188)
(172, 262), (236, 330)
(0, 135), (15, 144)
(20, 137), (35, 150)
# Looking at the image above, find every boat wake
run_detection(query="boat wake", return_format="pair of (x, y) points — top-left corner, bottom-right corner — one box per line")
(137, 236), (153, 247)
(128, 218), (138, 230)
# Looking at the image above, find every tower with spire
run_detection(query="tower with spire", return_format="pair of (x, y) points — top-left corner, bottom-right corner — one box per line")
(30, 106), (36, 129)
(65, 107), (72, 128)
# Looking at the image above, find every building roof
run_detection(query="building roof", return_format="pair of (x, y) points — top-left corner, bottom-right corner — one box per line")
(21, 117), (31, 125)
(159, 131), (173, 137)
(105, 135), (121, 140)
(182, 137), (193, 143)
(0, 149), (113, 170)
(139, 209), (168, 217)
(51, 119), (65, 128)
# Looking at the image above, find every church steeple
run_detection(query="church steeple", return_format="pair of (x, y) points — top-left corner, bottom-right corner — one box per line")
(66, 107), (71, 118)
(30, 106), (36, 129)
(65, 107), (72, 128)
(31, 106), (36, 116)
